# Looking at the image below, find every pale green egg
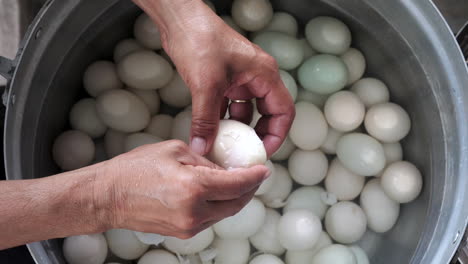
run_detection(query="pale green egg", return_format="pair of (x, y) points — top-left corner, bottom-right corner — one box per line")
(298, 54), (348, 95)
(279, 70), (298, 101)
(253, 32), (304, 70)
(305, 16), (352, 55)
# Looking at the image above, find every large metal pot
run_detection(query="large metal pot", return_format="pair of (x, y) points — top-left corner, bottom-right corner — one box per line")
(1, 0), (467, 263)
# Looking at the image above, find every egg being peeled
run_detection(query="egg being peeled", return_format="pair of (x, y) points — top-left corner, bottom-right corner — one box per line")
(209, 120), (267, 169)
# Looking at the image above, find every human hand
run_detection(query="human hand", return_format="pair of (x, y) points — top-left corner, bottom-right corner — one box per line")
(96, 140), (269, 239)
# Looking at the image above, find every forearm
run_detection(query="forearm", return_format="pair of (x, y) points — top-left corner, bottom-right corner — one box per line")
(0, 162), (111, 249)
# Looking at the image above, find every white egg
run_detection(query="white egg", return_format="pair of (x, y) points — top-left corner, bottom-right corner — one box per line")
(296, 88), (329, 108)
(256, 161), (276, 195)
(341, 48), (366, 85)
(83, 61), (123, 97)
(279, 70), (298, 101)
(254, 12), (298, 37)
(104, 129), (128, 158)
(305, 16), (352, 55)
(253, 32), (304, 70)
(381, 161), (423, 203)
(249, 209), (285, 255)
(271, 136), (296, 161)
(250, 101), (262, 127)
(325, 201), (367, 244)
(53, 130), (95, 171)
(336, 133), (386, 176)
(212, 238), (250, 264)
(325, 158), (365, 201)
(145, 114), (174, 139)
(221, 15), (246, 36)
(284, 186), (329, 220)
(105, 229), (150, 260)
(349, 246), (370, 264)
(171, 111), (192, 144)
(163, 228), (214, 255)
(298, 55), (348, 95)
(117, 51), (173, 90)
(250, 254), (284, 264)
(364, 102), (411, 143)
(299, 38), (317, 59)
(382, 142), (403, 165)
(96, 89), (150, 133)
(69, 98), (107, 138)
(63, 234), (108, 264)
(138, 249), (179, 264)
(288, 149), (328, 185)
(113, 38), (145, 63)
(360, 179), (400, 233)
(214, 198), (266, 239)
(324, 91), (365, 132)
(320, 127), (344, 155)
(259, 164), (293, 208)
(285, 231), (332, 264)
(133, 232), (165, 245)
(134, 13), (162, 50)
(289, 102), (328, 150)
(231, 0), (273, 31)
(311, 244), (356, 264)
(278, 210), (322, 251)
(208, 120), (267, 169)
(127, 87), (160, 115)
(159, 49), (174, 67)
(159, 73), (192, 108)
(93, 139), (108, 164)
(124, 133), (163, 152)
(350, 78), (390, 108)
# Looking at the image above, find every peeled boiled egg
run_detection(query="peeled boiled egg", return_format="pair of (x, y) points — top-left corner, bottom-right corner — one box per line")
(253, 12), (298, 37)
(285, 231), (332, 264)
(69, 98), (107, 138)
(163, 227), (214, 255)
(105, 229), (150, 260)
(296, 88), (329, 108)
(289, 102), (328, 150)
(259, 164), (293, 208)
(283, 186), (329, 220)
(96, 89), (150, 133)
(171, 111), (192, 144)
(325, 158), (365, 201)
(117, 50), (173, 90)
(341, 48), (366, 85)
(320, 127), (344, 155)
(381, 161), (423, 203)
(83, 61), (123, 97)
(212, 238), (250, 264)
(138, 249), (179, 264)
(208, 120), (266, 169)
(360, 179), (400, 233)
(325, 201), (367, 244)
(221, 15), (246, 36)
(231, 0), (273, 31)
(298, 55), (348, 95)
(250, 254), (284, 264)
(288, 149), (328, 185)
(253, 32), (304, 70)
(145, 114), (174, 139)
(124, 133), (163, 152)
(324, 91), (365, 132)
(278, 209), (322, 251)
(127, 87), (160, 115)
(104, 129), (128, 158)
(249, 208), (285, 255)
(364, 102), (411, 143)
(350, 78), (390, 108)
(279, 70), (298, 101)
(271, 136), (296, 161)
(383, 142), (403, 164)
(305, 16), (352, 55)
(255, 161), (276, 195)
(336, 133), (386, 176)
(311, 244), (357, 264)
(214, 198), (266, 239)
(349, 246), (370, 264)
(159, 73), (192, 108)
(53, 130), (95, 171)
(113, 38), (145, 63)
(299, 39), (317, 59)
(133, 13), (162, 50)
(63, 234), (108, 264)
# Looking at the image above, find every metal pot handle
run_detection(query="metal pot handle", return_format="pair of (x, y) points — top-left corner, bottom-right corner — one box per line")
(0, 56), (13, 82)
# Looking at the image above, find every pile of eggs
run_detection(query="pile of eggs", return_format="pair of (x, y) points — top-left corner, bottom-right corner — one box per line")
(55, 0), (423, 263)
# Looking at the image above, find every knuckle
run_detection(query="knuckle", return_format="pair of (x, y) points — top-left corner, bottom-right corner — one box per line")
(166, 139), (189, 153)
(191, 117), (218, 136)
(177, 214), (201, 231)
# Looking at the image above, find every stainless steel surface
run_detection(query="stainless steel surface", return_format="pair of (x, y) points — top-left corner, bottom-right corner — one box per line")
(433, 0), (468, 33)
(2, 0), (468, 264)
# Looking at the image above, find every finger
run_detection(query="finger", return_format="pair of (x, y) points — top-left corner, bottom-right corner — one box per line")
(220, 97), (229, 119)
(205, 188), (258, 222)
(229, 100), (254, 125)
(197, 165), (269, 201)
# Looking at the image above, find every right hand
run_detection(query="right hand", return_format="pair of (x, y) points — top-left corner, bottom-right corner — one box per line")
(96, 140), (269, 239)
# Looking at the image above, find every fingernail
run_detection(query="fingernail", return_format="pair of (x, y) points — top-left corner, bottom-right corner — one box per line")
(263, 169), (272, 180)
(191, 137), (207, 155)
